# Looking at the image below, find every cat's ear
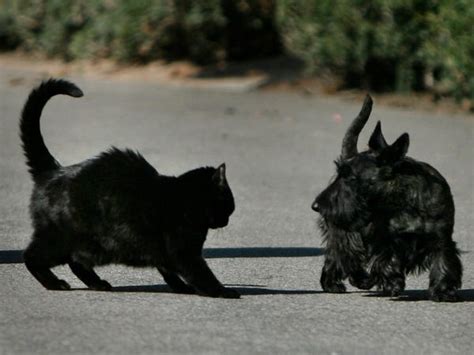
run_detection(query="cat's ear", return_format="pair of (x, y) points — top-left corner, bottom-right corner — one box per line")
(212, 163), (227, 187)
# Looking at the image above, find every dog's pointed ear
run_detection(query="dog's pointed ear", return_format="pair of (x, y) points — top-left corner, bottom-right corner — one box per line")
(391, 133), (409, 158)
(368, 121), (388, 151)
(212, 163), (227, 187)
(379, 133), (409, 163)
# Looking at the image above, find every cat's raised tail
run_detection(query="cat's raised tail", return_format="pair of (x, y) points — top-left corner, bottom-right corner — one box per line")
(20, 79), (83, 179)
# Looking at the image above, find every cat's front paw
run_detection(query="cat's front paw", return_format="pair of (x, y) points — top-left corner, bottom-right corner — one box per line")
(90, 280), (112, 291)
(170, 283), (195, 294)
(47, 279), (71, 291)
(219, 287), (240, 299)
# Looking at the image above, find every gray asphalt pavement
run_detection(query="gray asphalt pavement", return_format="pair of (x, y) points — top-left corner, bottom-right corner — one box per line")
(1, 69), (473, 354)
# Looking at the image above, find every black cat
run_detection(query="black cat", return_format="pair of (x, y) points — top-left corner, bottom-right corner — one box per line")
(20, 79), (239, 298)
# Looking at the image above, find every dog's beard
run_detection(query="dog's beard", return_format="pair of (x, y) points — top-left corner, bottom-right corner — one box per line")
(319, 218), (367, 271)
(318, 196), (370, 232)
(316, 176), (371, 231)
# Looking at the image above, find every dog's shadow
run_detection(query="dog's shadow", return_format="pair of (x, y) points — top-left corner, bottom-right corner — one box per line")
(364, 289), (474, 303)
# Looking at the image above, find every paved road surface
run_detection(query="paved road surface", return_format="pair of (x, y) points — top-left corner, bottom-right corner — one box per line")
(1, 69), (473, 354)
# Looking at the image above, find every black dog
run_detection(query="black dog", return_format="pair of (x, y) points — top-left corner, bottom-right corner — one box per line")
(312, 96), (462, 302)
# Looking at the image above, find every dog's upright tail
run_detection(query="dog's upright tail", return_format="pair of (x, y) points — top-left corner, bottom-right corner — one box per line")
(20, 79), (83, 179)
(341, 94), (373, 159)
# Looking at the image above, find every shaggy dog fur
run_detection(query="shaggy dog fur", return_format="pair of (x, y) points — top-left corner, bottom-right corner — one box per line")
(312, 96), (462, 302)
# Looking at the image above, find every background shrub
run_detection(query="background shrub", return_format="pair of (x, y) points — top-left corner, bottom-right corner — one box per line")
(276, 0), (473, 102)
(0, 0), (471, 103)
(0, 0), (279, 64)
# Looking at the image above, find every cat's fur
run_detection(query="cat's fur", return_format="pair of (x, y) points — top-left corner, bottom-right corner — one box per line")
(20, 79), (239, 298)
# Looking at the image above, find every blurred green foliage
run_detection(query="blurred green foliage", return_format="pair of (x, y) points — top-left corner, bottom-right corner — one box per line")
(0, 0), (279, 63)
(0, 0), (471, 102)
(277, 0), (473, 102)
(0, 0), (225, 63)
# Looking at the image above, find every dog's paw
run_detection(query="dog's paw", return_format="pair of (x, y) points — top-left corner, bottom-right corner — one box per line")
(430, 289), (459, 302)
(389, 286), (403, 297)
(47, 279), (71, 291)
(90, 280), (112, 291)
(321, 270), (346, 293)
(377, 276), (405, 297)
(349, 274), (375, 290)
(378, 287), (403, 297)
(323, 282), (346, 293)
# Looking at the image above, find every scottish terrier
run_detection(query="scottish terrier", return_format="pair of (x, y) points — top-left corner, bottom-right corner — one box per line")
(20, 79), (239, 298)
(312, 96), (462, 302)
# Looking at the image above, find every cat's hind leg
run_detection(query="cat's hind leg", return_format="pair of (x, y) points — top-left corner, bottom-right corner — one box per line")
(23, 235), (71, 290)
(69, 262), (112, 291)
(157, 266), (195, 294)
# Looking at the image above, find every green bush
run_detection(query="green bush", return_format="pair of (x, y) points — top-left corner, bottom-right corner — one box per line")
(0, 0), (471, 103)
(222, 0), (281, 60)
(0, 0), (223, 63)
(276, 0), (473, 102)
(434, 0), (474, 103)
(0, 0), (21, 50)
(0, 0), (279, 64)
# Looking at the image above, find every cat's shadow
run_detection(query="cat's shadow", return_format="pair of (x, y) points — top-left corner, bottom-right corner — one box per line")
(0, 247), (324, 264)
(109, 284), (322, 296)
(0, 250), (23, 264)
(72, 286), (474, 301)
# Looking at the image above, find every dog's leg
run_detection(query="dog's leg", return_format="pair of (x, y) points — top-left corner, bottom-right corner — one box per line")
(23, 236), (71, 290)
(69, 262), (112, 291)
(429, 239), (462, 302)
(157, 266), (195, 294)
(320, 248), (346, 293)
(321, 227), (370, 292)
(370, 248), (406, 297)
